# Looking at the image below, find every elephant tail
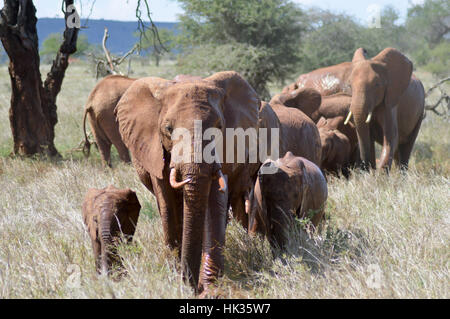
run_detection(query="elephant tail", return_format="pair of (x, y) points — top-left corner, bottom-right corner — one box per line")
(82, 107), (93, 158)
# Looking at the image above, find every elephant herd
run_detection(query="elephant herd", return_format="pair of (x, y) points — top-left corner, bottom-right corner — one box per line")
(81, 47), (425, 297)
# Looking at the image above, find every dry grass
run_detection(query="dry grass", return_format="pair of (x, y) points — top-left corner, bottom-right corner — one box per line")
(0, 61), (448, 298)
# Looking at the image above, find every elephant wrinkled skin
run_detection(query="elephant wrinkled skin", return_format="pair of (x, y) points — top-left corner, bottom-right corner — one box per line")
(115, 71), (261, 295)
(284, 48), (425, 171)
(264, 88), (323, 166)
(248, 152), (328, 251)
(83, 75), (136, 167)
(317, 117), (352, 177)
(82, 185), (141, 275)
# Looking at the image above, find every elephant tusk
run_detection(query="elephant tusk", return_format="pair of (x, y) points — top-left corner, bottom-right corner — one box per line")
(217, 170), (227, 193)
(344, 111), (352, 125)
(244, 192), (250, 215)
(169, 168), (191, 189)
(366, 112), (373, 123)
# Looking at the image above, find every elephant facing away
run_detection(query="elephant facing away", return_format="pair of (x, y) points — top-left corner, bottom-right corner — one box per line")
(267, 88), (323, 166)
(82, 185), (141, 275)
(83, 75), (136, 167)
(248, 152), (328, 251)
(115, 71), (261, 296)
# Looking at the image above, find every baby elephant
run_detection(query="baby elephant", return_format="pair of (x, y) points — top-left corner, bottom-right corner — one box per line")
(317, 117), (352, 177)
(82, 185), (141, 275)
(248, 152), (328, 251)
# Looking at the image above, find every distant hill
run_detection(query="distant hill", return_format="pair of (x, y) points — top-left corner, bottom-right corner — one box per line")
(36, 18), (178, 54)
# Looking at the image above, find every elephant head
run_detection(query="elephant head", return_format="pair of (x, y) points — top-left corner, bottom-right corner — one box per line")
(347, 48), (413, 169)
(248, 153), (312, 251)
(115, 72), (260, 292)
(82, 185), (141, 275)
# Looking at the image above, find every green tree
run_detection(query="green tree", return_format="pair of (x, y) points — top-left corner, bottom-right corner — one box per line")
(137, 28), (175, 66)
(177, 0), (305, 98)
(404, 0), (450, 76)
(297, 7), (406, 73)
(406, 0), (450, 47)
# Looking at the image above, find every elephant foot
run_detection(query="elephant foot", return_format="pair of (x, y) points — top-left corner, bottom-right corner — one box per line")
(198, 285), (224, 299)
(198, 252), (223, 297)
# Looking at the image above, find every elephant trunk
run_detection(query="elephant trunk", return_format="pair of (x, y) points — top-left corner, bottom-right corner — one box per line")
(198, 174), (228, 294)
(178, 163), (212, 291)
(100, 208), (113, 275)
(351, 94), (375, 170)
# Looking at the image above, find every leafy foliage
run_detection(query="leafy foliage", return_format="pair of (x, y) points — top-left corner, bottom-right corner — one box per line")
(177, 0), (305, 99)
(296, 6), (407, 73)
(405, 0), (450, 76)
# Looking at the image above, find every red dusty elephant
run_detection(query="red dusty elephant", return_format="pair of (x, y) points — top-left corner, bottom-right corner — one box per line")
(82, 185), (141, 275)
(83, 75), (136, 167)
(115, 71), (262, 296)
(317, 117), (352, 177)
(265, 88), (323, 166)
(248, 152), (328, 251)
(284, 48), (425, 171)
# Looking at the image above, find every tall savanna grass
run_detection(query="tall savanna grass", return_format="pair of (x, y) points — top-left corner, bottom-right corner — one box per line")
(0, 62), (448, 298)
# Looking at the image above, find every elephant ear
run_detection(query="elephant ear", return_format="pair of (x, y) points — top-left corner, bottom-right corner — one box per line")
(272, 88), (322, 119)
(372, 48), (413, 108)
(257, 102), (285, 160)
(205, 71), (260, 129)
(115, 77), (170, 179)
(352, 48), (368, 63)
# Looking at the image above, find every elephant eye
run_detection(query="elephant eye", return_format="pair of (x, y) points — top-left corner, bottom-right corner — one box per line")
(165, 124), (173, 134)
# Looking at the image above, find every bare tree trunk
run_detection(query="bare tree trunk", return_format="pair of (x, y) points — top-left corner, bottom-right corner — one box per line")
(0, 0), (79, 157)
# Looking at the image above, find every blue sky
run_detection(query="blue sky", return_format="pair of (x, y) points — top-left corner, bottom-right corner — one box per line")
(34, 0), (425, 23)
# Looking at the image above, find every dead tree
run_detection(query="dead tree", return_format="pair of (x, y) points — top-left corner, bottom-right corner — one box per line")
(0, 0), (79, 157)
(425, 76), (450, 117)
(90, 28), (139, 79)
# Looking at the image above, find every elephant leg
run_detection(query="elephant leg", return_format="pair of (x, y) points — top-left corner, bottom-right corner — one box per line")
(377, 106), (398, 172)
(151, 169), (183, 252)
(89, 118), (112, 167)
(91, 237), (102, 273)
(108, 127), (131, 164)
(397, 116), (423, 170)
(198, 177), (228, 296)
(230, 192), (248, 230)
(97, 137), (112, 168)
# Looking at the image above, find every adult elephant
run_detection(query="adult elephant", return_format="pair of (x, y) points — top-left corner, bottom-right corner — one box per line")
(284, 48), (425, 171)
(83, 75), (136, 167)
(115, 71), (260, 295)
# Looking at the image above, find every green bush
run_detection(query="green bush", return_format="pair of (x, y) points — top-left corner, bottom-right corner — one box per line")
(176, 0), (305, 99)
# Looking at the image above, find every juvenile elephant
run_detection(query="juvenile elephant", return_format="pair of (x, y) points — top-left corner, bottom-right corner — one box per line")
(266, 88), (323, 166)
(317, 117), (352, 177)
(115, 71), (261, 295)
(83, 75), (136, 167)
(248, 152), (328, 251)
(285, 48), (425, 171)
(82, 185), (141, 275)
